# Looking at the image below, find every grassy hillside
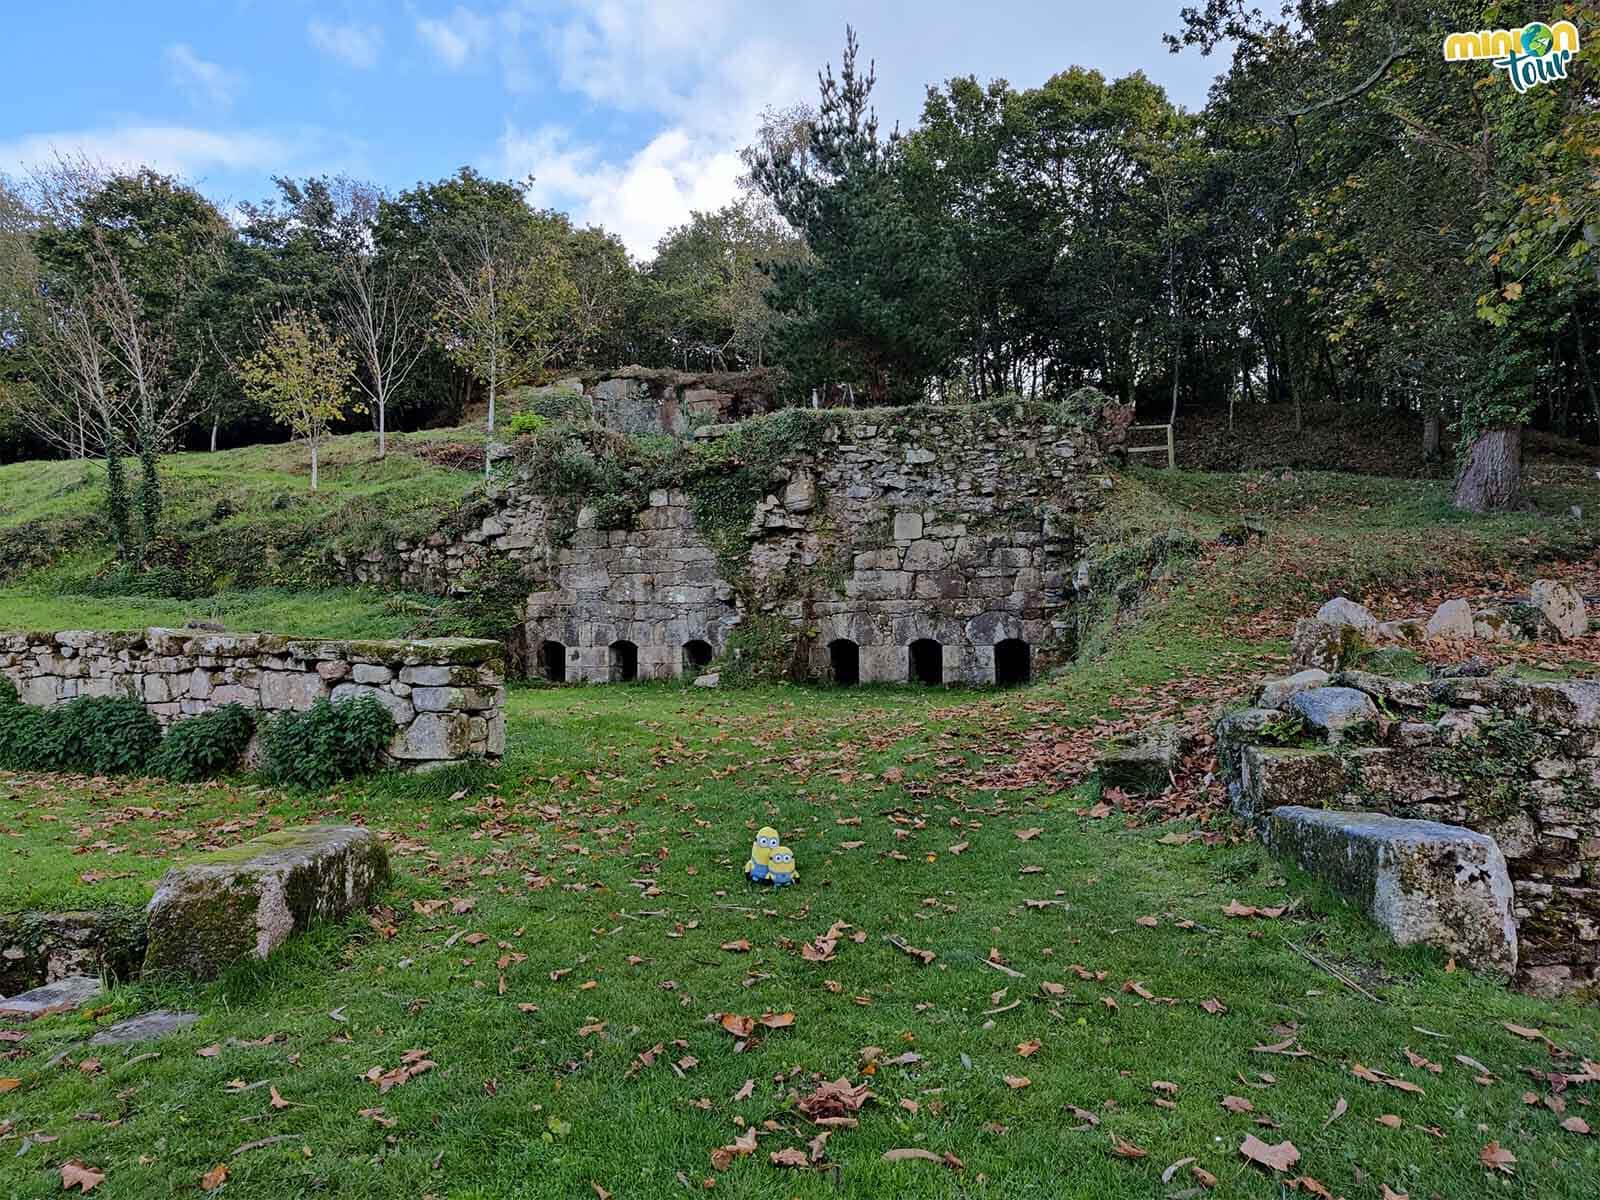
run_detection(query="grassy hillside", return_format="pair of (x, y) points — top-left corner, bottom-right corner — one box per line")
(0, 429), (485, 595)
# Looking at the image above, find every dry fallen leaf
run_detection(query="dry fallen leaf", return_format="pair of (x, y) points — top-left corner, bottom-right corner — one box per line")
(1221, 1095), (1255, 1114)
(1322, 1096), (1347, 1128)
(200, 1164), (228, 1192)
(1480, 1141), (1517, 1175)
(769, 1147), (809, 1168)
(60, 1162), (106, 1194)
(1017, 1040), (1042, 1058)
(1239, 1134), (1300, 1173)
(1561, 1116), (1592, 1136)
(1003, 1075), (1032, 1089)
(1109, 1134), (1148, 1159)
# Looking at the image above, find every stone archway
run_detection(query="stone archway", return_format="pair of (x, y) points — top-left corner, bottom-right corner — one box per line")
(539, 640), (567, 683)
(994, 638), (1030, 686)
(828, 639), (860, 685)
(682, 639), (714, 672)
(909, 638), (943, 685)
(609, 640), (639, 682)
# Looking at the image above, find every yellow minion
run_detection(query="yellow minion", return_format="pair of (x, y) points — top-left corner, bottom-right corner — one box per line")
(767, 845), (797, 887)
(745, 826), (780, 881)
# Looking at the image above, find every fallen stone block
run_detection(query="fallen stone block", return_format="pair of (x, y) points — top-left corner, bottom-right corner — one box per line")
(1531, 579), (1588, 640)
(1235, 744), (1346, 821)
(1289, 686), (1378, 744)
(1290, 617), (1367, 673)
(143, 826), (390, 980)
(1258, 669), (1329, 710)
(1215, 707), (1278, 779)
(693, 673), (720, 688)
(0, 974), (103, 1020)
(1098, 724), (1186, 795)
(1425, 598), (1474, 640)
(0, 907), (147, 995)
(1317, 597), (1378, 633)
(1263, 806), (1517, 978)
(89, 1009), (200, 1045)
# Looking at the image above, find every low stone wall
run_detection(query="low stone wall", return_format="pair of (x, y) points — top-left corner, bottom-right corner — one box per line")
(526, 366), (781, 437)
(0, 628), (505, 767)
(1221, 671), (1600, 995)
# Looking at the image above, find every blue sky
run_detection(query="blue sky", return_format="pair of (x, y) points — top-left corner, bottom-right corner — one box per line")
(2, 2), (1229, 257)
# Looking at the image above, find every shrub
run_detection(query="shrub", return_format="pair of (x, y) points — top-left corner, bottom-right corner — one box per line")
(507, 411), (548, 437)
(259, 695), (396, 789)
(149, 704), (256, 783)
(0, 694), (163, 775)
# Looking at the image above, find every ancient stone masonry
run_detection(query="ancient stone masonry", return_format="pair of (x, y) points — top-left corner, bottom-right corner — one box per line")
(0, 628), (505, 767)
(527, 366), (781, 437)
(337, 400), (1125, 684)
(1221, 672), (1600, 995)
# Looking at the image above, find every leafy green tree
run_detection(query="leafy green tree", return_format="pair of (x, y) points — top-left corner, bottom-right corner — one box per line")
(238, 309), (360, 490)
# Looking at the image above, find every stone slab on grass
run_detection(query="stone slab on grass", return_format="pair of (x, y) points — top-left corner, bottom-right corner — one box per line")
(1234, 744), (1346, 822)
(89, 1009), (200, 1045)
(1289, 686), (1378, 744)
(0, 974), (103, 1020)
(1098, 724), (1185, 795)
(143, 825), (390, 981)
(1264, 806), (1517, 978)
(1257, 669), (1329, 710)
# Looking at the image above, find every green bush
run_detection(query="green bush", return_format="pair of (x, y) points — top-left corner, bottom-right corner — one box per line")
(259, 695), (396, 789)
(507, 411), (548, 437)
(149, 704), (256, 783)
(0, 693), (163, 774)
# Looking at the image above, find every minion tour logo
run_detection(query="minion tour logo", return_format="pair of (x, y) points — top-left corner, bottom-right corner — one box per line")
(1443, 20), (1580, 92)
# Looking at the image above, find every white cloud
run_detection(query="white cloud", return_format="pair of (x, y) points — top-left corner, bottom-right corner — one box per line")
(308, 19), (383, 70)
(416, 7), (494, 69)
(0, 125), (291, 181)
(501, 123), (743, 257)
(163, 43), (240, 109)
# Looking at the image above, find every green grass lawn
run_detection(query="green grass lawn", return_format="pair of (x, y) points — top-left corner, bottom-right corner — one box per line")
(0, 586), (421, 641)
(3, 677), (1598, 1199)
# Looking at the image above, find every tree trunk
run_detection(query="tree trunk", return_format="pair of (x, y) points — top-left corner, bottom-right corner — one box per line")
(310, 440), (319, 492)
(1452, 426), (1521, 512)
(378, 399), (387, 460)
(210, 411), (219, 453)
(1422, 410), (1442, 463)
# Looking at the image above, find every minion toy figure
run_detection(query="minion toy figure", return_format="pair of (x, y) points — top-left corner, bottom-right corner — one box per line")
(745, 826), (780, 882)
(767, 846), (797, 887)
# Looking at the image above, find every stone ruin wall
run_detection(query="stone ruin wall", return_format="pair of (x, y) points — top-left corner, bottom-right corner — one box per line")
(1224, 673), (1600, 996)
(529, 366), (782, 438)
(348, 406), (1119, 685)
(0, 628), (505, 767)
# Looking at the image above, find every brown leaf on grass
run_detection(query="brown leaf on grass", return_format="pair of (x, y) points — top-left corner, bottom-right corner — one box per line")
(200, 1164), (229, 1191)
(1561, 1116), (1592, 1135)
(759, 1011), (795, 1029)
(1004, 1075), (1031, 1089)
(769, 1148), (809, 1168)
(269, 1086), (290, 1110)
(1221, 1095), (1255, 1113)
(1380, 1186), (1409, 1200)
(733, 1079), (754, 1101)
(1376, 1114), (1402, 1129)
(891, 939), (936, 966)
(1288, 1177), (1333, 1198)
(1135, 915), (1159, 928)
(0, 1078), (22, 1093)
(359, 1107), (396, 1128)
(1402, 1048), (1442, 1075)
(1192, 1164), (1218, 1187)
(60, 1162), (106, 1193)
(881, 1148), (940, 1164)
(1065, 1105), (1100, 1128)
(710, 1128), (758, 1172)
(1251, 1038), (1309, 1057)
(948, 841), (969, 854)
(1199, 998), (1228, 1015)
(1224, 900), (1285, 919)
(1351, 1063), (1424, 1095)
(1503, 1022), (1544, 1041)
(196, 1044), (221, 1058)
(1239, 1134), (1300, 1172)
(1322, 1096), (1347, 1128)
(1480, 1141), (1517, 1174)
(592, 1184), (611, 1200)
(1040, 981), (1066, 997)
(1109, 1134), (1148, 1159)
(807, 1131), (831, 1163)
(1123, 980), (1155, 1000)
(1015, 828), (1043, 841)
(1017, 1040), (1042, 1058)
(721, 939), (751, 953)
(719, 1013), (755, 1037)
(796, 1077), (873, 1123)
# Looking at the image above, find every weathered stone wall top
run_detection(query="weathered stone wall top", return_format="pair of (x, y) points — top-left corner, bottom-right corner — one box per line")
(525, 365), (780, 438)
(0, 628), (505, 767)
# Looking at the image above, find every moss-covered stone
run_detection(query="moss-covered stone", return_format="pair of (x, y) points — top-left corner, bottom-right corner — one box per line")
(143, 826), (390, 981)
(0, 907), (148, 993)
